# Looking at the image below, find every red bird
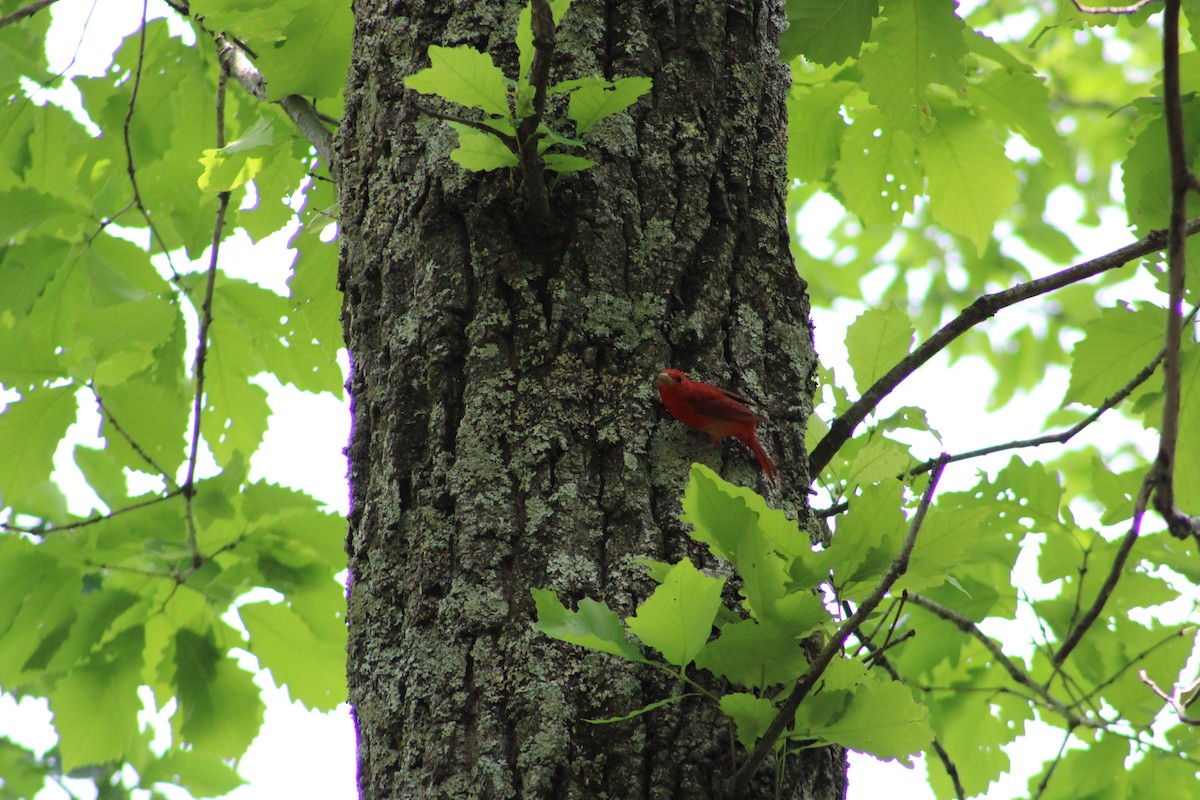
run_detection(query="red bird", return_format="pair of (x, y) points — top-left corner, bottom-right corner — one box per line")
(656, 368), (778, 484)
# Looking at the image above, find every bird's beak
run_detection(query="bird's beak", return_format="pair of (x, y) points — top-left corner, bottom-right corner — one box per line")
(656, 371), (671, 384)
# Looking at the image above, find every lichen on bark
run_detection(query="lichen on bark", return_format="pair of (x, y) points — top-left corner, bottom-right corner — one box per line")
(338, 0), (838, 797)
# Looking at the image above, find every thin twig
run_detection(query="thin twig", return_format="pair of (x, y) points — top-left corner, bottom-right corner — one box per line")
(0, 490), (183, 535)
(1079, 626), (1197, 710)
(808, 217), (1200, 477)
(121, 0), (178, 276)
(89, 384), (178, 489)
(727, 457), (948, 795)
(0, 0), (58, 29)
(910, 346), (1166, 476)
(411, 101), (518, 148)
(909, 302), (1199, 480)
(182, 73), (231, 569)
(1030, 729), (1075, 800)
(906, 593), (1098, 730)
(1053, 472), (1153, 666)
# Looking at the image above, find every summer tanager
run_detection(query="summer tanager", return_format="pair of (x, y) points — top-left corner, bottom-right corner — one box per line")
(656, 368), (778, 484)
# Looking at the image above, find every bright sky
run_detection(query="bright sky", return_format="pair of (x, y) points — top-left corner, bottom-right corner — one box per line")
(6, 2), (1174, 799)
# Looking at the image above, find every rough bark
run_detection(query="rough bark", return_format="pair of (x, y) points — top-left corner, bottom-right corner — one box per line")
(337, 0), (839, 797)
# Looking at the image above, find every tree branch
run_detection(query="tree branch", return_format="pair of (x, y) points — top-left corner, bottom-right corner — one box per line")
(0, 490), (184, 535)
(89, 384), (178, 490)
(906, 593), (1099, 730)
(121, 0), (179, 277)
(0, 0), (58, 29)
(909, 318), (1182, 476)
(808, 216), (1200, 477)
(851, 626), (964, 800)
(412, 101), (518, 149)
(727, 457), (948, 796)
(1150, 0), (1200, 542)
(1053, 476), (1153, 665)
(182, 73), (230, 569)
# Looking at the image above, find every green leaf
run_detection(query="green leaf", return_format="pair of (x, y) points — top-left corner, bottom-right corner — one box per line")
(781, 0), (879, 65)
(919, 103), (1019, 253)
(253, 0), (352, 101)
(793, 671), (932, 764)
(967, 61), (1068, 167)
(563, 76), (653, 136)
(787, 81), (854, 183)
(1122, 100), (1200, 235)
(405, 45), (512, 117)
(48, 627), (144, 770)
(895, 503), (992, 593)
(1065, 303), (1165, 407)
(447, 123), (520, 171)
(171, 628), (265, 758)
(822, 480), (907, 599)
(0, 385), (77, 510)
(138, 748), (245, 797)
(719, 692), (778, 750)
(198, 118), (277, 193)
(0, 737), (51, 799)
(681, 463), (764, 562)
(1174, 348), (1200, 504)
(532, 589), (647, 662)
(845, 303), (914, 393)
(542, 152), (595, 175)
(845, 435), (910, 486)
(0, 539), (82, 686)
(625, 558), (724, 668)
(858, 0), (968, 131)
(694, 619), (809, 689)
(0, 187), (83, 242)
(240, 600), (347, 711)
(833, 107), (920, 226)
(74, 296), (178, 385)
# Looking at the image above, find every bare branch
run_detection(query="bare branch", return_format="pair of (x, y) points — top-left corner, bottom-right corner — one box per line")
(0, 0), (58, 29)
(728, 457), (948, 795)
(808, 217), (1200, 477)
(851, 624), (964, 800)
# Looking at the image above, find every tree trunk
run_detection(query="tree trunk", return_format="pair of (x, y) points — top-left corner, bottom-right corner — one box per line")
(337, 0), (840, 797)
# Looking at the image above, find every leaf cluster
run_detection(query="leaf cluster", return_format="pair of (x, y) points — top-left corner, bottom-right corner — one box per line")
(535, 465), (933, 769)
(403, 0), (651, 179)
